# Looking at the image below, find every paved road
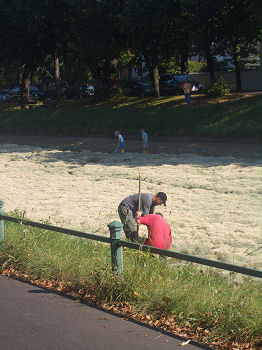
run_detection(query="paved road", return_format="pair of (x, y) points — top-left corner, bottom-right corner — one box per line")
(0, 275), (213, 350)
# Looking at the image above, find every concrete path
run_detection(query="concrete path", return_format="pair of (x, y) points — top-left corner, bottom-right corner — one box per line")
(0, 275), (213, 350)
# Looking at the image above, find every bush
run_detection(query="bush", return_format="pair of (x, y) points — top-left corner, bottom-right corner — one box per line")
(203, 77), (231, 98)
(94, 87), (123, 101)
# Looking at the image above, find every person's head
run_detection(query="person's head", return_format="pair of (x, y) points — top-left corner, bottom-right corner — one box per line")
(153, 192), (167, 206)
(114, 131), (119, 136)
(140, 128), (144, 134)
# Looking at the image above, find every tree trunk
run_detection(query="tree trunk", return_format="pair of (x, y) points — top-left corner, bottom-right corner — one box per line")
(153, 65), (160, 97)
(180, 48), (189, 74)
(54, 54), (62, 98)
(260, 42), (262, 71)
(106, 58), (119, 89)
(24, 74), (31, 101)
(146, 55), (160, 97)
(180, 56), (188, 75)
(206, 46), (216, 86)
(233, 44), (242, 92)
(18, 64), (31, 107)
(41, 79), (48, 102)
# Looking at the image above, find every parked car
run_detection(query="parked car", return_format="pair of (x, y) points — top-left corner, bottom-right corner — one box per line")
(10, 86), (20, 95)
(125, 81), (153, 97)
(0, 89), (11, 103)
(29, 85), (40, 99)
(46, 82), (69, 99)
(83, 84), (95, 97)
(159, 76), (182, 96)
(10, 85), (40, 100)
(159, 74), (203, 95)
(174, 74), (203, 93)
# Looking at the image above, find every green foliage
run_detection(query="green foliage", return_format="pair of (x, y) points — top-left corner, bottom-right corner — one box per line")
(203, 77), (231, 98)
(1, 219), (262, 342)
(122, 0), (181, 94)
(239, 43), (261, 70)
(188, 60), (208, 73)
(0, 0), (261, 98)
(159, 57), (181, 75)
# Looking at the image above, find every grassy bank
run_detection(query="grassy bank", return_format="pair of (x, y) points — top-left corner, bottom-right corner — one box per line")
(0, 93), (261, 138)
(1, 218), (262, 349)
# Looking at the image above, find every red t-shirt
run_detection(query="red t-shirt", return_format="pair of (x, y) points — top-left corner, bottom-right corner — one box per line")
(139, 214), (172, 250)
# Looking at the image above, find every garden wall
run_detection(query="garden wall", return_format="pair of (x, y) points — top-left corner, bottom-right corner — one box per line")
(190, 69), (262, 92)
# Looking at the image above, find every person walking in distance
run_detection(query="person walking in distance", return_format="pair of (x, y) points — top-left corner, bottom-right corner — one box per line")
(118, 192), (167, 241)
(114, 131), (124, 153)
(182, 77), (192, 105)
(136, 212), (172, 250)
(140, 128), (148, 154)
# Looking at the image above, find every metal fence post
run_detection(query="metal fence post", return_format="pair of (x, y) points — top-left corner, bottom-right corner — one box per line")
(0, 201), (4, 243)
(108, 220), (123, 275)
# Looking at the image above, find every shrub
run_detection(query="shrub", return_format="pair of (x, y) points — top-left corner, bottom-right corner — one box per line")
(94, 87), (124, 101)
(203, 77), (231, 98)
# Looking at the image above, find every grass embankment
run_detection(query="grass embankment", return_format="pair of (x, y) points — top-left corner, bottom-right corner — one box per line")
(1, 218), (262, 349)
(0, 93), (261, 138)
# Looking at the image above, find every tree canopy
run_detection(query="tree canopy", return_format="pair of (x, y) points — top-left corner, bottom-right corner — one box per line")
(0, 0), (261, 98)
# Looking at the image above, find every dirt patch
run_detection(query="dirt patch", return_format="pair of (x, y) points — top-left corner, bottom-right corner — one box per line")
(0, 134), (261, 159)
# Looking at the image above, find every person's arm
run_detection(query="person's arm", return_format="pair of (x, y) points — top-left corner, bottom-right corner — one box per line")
(136, 212), (150, 226)
(136, 211), (142, 224)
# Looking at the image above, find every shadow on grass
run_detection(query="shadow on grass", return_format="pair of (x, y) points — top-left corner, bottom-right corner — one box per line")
(13, 145), (261, 168)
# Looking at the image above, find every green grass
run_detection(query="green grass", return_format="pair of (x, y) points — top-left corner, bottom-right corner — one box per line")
(1, 218), (262, 346)
(0, 93), (261, 138)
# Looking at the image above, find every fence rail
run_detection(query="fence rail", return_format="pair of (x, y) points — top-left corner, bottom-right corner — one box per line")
(1, 209), (262, 279)
(0, 214), (111, 243)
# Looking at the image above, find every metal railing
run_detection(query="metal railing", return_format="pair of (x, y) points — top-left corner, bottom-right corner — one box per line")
(1, 201), (262, 279)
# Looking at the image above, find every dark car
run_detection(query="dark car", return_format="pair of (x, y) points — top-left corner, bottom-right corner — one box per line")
(125, 81), (153, 97)
(29, 85), (40, 100)
(159, 74), (203, 95)
(0, 89), (11, 103)
(159, 76), (183, 96)
(83, 84), (95, 97)
(10, 85), (40, 100)
(173, 74), (203, 93)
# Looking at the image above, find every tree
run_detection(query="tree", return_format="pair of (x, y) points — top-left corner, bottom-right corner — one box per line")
(34, 0), (77, 98)
(239, 43), (261, 70)
(189, 0), (226, 86)
(122, 0), (181, 97)
(72, 0), (127, 99)
(0, 0), (47, 103)
(219, 0), (262, 91)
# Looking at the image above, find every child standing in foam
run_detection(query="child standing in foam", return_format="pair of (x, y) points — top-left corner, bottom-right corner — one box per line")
(114, 131), (125, 153)
(140, 128), (148, 153)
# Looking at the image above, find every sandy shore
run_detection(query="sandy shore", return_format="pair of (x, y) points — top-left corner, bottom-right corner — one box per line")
(0, 137), (261, 269)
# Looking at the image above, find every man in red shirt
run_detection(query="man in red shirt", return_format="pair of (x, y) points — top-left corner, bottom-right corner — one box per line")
(136, 212), (172, 250)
